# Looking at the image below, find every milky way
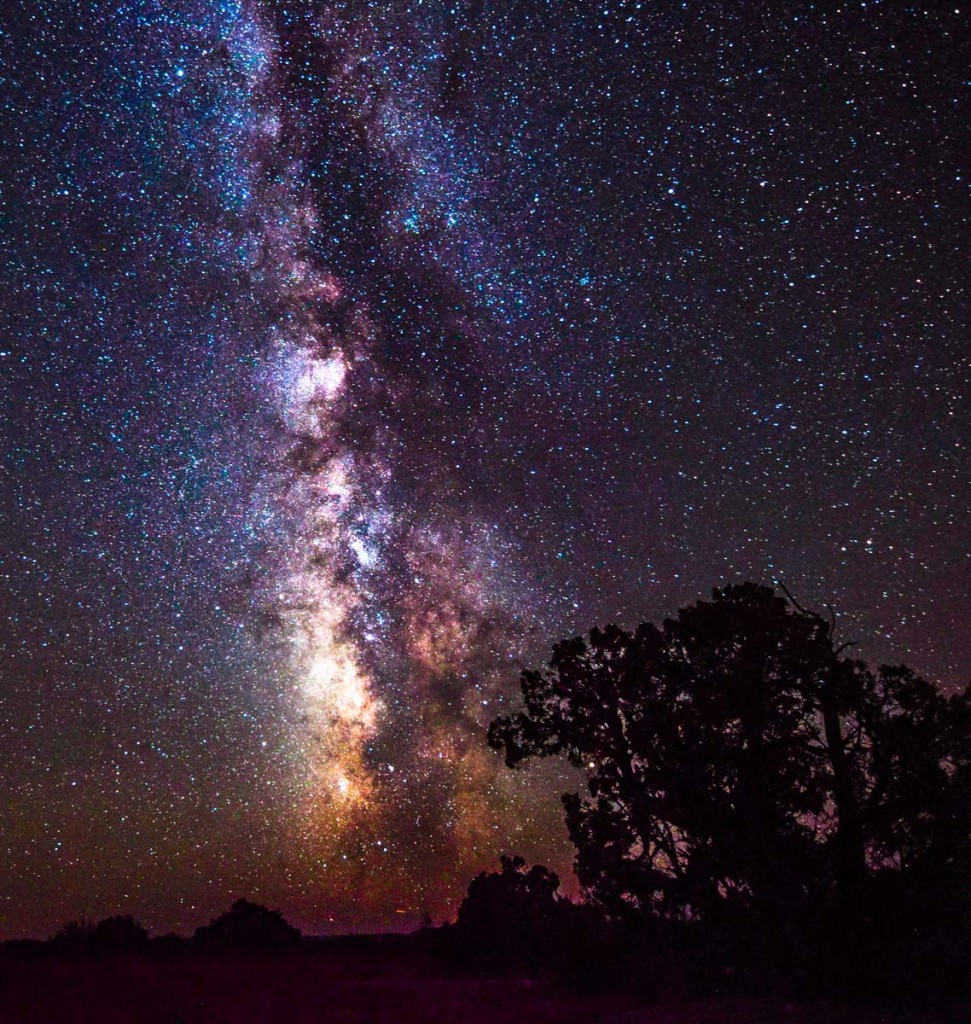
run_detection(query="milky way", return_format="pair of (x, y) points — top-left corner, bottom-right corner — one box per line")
(0, 1), (968, 937)
(222, 1), (560, 920)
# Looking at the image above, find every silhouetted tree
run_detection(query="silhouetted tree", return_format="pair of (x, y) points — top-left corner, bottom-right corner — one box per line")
(453, 855), (604, 978)
(489, 583), (971, 981)
(193, 899), (301, 951)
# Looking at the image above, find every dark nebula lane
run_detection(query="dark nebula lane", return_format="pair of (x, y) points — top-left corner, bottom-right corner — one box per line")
(0, 0), (967, 938)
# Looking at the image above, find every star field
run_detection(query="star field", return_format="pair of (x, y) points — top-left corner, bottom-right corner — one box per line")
(0, 0), (968, 938)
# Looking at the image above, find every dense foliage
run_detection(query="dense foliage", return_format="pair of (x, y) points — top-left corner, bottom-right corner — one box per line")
(489, 583), (971, 985)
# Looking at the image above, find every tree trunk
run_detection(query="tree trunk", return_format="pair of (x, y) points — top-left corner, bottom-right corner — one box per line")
(820, 686), (868, 918)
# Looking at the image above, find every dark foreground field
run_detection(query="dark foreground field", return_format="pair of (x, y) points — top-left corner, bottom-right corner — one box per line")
(0, 942), (959, 1024)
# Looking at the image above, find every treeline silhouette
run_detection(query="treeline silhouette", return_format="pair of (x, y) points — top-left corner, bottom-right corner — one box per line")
(44, 900), (301, 955)
(10, 584), (969, 1008)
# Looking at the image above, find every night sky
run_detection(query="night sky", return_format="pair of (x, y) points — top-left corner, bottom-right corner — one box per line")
(1, 0), (968, 939)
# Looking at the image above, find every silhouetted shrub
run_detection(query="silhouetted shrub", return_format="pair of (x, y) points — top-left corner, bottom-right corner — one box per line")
(51, 915), (148, 952)
(194, 899), (301, 951)
(92, 915), (149, 950)
(450, 855), (614, 982)
(51, 918), (96, 948)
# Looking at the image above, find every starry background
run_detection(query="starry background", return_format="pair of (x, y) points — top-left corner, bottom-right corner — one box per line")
(0, 0), (968, 938)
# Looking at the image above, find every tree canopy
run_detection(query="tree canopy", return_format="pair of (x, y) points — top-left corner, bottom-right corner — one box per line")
(488, 582), (971, 954)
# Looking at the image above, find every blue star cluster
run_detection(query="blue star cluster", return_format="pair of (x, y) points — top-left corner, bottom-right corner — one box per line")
(0, 0), (967, 937)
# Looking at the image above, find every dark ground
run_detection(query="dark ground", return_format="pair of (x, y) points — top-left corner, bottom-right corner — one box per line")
(0, 939), (960, 1024)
